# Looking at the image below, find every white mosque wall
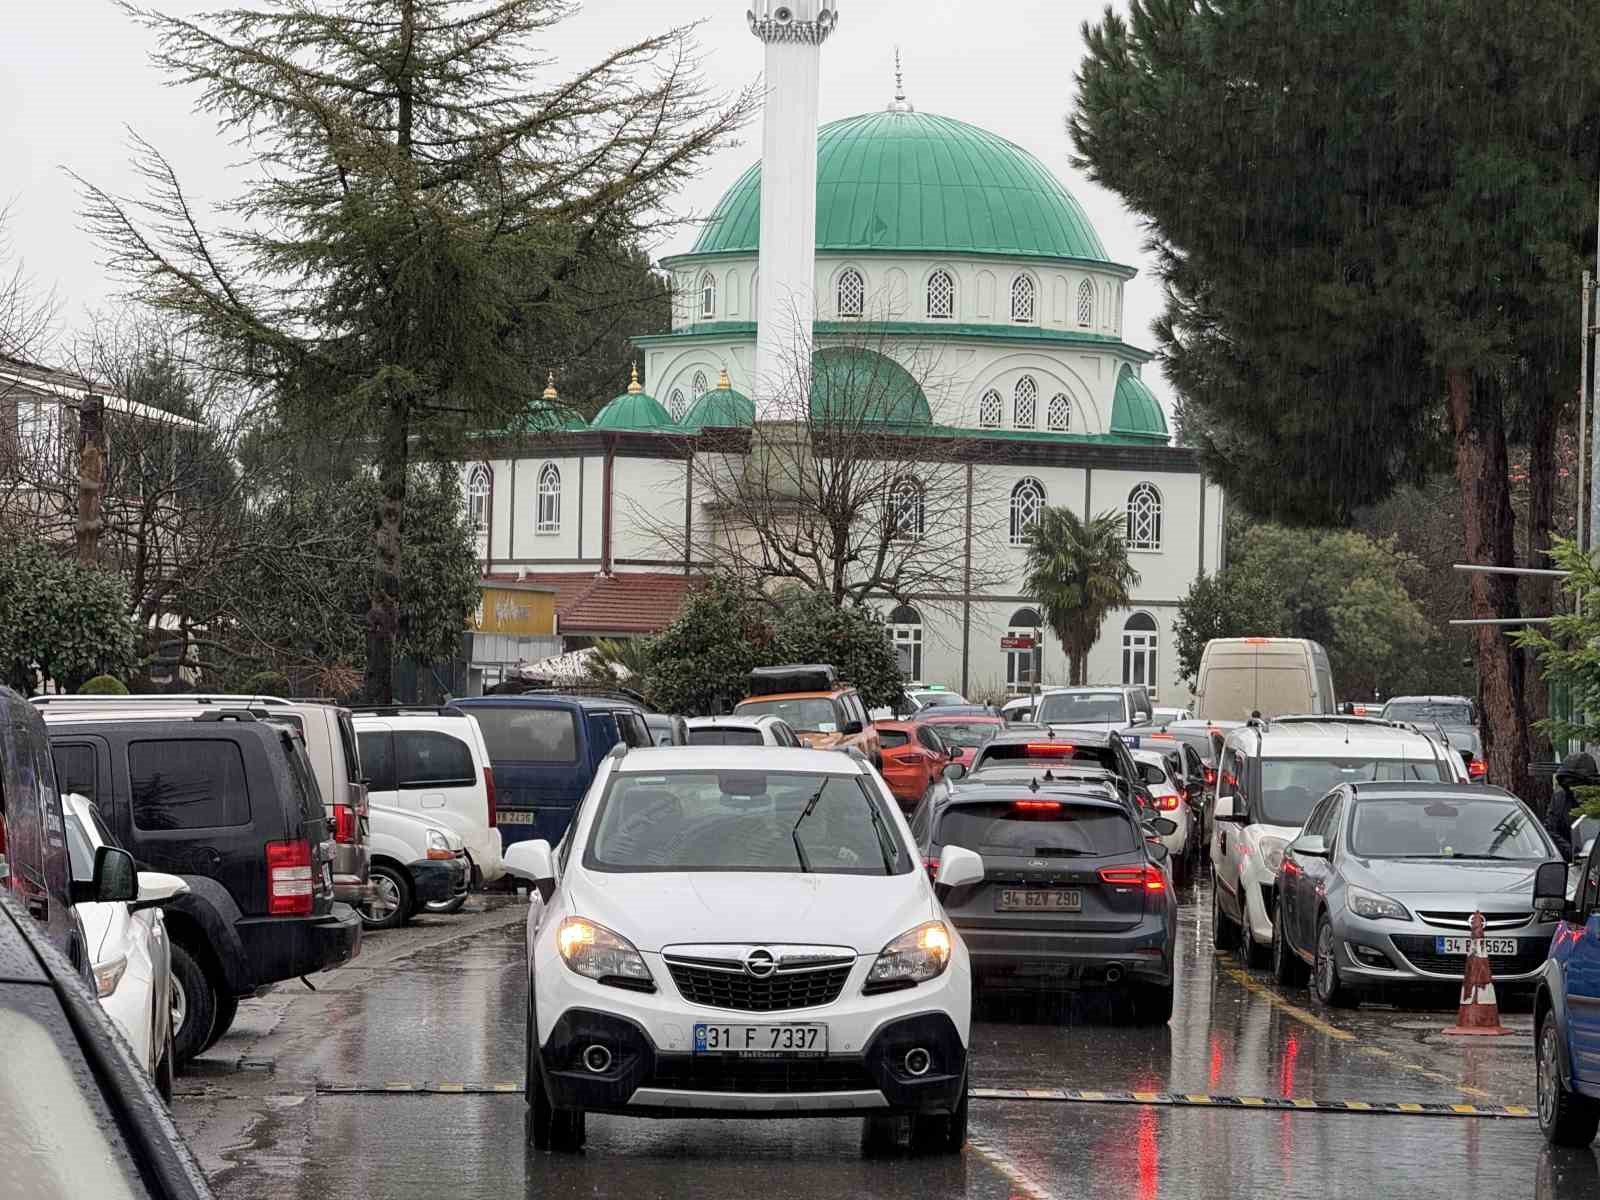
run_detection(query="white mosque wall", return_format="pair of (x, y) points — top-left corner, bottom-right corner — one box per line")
(611, 457), (691, 565)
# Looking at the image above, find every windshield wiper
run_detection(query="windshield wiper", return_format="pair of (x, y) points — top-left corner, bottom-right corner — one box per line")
(791, 781), (828, 873)
(863, 797), (898, 873)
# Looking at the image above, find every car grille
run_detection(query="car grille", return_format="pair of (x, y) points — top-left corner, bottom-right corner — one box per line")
(665, 961), (853, 1012)
(647, 1057), (873, 1093)
(1414, 910), (1532, 931)
(1390, 934), (1551, 977)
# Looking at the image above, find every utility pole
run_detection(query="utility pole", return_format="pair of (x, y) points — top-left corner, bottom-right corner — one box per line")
(1589, 170), (1600, 549)
(75, 391), (106, 565)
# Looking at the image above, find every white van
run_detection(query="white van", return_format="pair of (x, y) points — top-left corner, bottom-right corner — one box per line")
(1194, 638), (1335, 722)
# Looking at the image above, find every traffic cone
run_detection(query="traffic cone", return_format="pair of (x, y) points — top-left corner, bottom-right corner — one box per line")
(1441, 912), (1512, 1037)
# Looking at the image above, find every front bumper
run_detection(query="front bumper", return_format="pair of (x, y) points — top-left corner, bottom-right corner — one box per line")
(232, 903), (361, 991)
(408, 855), (469, 905)
(1330, 911), (1556, 986)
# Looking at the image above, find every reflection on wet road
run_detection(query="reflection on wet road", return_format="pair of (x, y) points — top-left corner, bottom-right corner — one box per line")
(173, 883), (1600, 1198)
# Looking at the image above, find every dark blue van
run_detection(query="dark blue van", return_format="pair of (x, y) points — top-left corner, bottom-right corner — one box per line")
(448, 696), (654, 846)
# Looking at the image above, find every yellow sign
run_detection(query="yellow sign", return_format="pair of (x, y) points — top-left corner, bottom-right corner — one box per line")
(469, 586), (556, 636)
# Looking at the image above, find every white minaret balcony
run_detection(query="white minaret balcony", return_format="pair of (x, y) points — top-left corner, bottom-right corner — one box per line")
(747, 3), (839, 44)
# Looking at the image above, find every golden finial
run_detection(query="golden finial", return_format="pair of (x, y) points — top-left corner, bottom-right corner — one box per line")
(542, 370), (558, 401)
(627, 362), (643, 395)
(717, 365), (732, 391)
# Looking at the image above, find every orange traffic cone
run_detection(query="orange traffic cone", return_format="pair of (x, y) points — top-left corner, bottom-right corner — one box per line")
(1441, 912), (1512, 1037)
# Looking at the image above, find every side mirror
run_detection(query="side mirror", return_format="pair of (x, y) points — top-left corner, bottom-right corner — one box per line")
(942, 762), (966, 782)
(1146, 841), (1171, 863)
(505, 839), (557, 903)
(1214, 794), (1244, 823)
(1533, 859), (1570, 905)
(1144, 816), (1178, 837)
(72, 846), (138, 906)
(1293, 834), (1328, 859)
(129, 871), (189, 913)
(948, 744), (962, 759)
(934, 845), (984, 901)
(842, 719), (865, 736)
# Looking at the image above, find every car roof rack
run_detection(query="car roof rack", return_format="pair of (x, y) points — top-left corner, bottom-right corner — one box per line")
(33, 692), (294, 706)
(347, 705), (466, 718)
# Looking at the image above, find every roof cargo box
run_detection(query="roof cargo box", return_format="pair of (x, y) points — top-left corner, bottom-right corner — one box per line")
(748, 664), (838, 696)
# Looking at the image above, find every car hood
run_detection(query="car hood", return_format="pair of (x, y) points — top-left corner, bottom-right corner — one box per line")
(568, 868), (934, 954)
(1345, 856), (1543, 899)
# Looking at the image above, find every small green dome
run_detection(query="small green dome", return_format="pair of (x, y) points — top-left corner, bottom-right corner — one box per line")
(1110, 365), (1169, 441)
(503, 401), (585, 433)
(680, 372), (754, 431)
(692, 110), (1111, 262)
(590, 387), (676, 431)
(810, 347), (931, 426)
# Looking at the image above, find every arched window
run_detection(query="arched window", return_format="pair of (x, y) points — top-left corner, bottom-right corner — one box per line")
(889, 604), (923, 681)
(927, 270), (955, 320)
(890, 476), (924, 541)
(1013, 376), (1038, 429)
(978, 390), (1002, 428)
(668, 389), (687, 422)
(1126, 482), (1162, 550)
(536, 462), (561, 534)
(1011, 274), (1036, 323)
(1006, 606), (1042, 690)
(1076, 279), (1094, 327)
(1047, 393), (1072, 431)
(1122, 611), (1159, 690)
(1009, 477), (1045, 546)
(837, 268), (865, 318)
(466, 465), (490, 538)
(700, 272), (717, 319)
(692, 370), (708, 399)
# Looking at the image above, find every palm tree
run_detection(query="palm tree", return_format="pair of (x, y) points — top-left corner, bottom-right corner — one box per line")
(1022, 508), (1141, 686)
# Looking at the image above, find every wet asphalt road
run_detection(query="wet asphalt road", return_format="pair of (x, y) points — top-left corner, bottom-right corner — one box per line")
(172, 883), (1600, 1199)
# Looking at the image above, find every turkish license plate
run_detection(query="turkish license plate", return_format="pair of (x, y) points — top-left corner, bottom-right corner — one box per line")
(693, 1023), (827, 1057)
(997, 888), (1082, 912)
(1436, 936), (1517, 956)
(498, 811), (537, 825)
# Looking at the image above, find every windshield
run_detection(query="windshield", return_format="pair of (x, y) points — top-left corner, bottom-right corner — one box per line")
(936, 801), (1136, 858)
(914, 692), (966, 709)
(928, 721), (1002, 749)
(686, 727), (765, 747)
(469, 707), (580, 763)
(586, 770), (907, 874)
(734, 697), (840, 731)
(1381, 701), (1473, 726)
(1348, 797), (1550, 859)
(1037, 692), (1126, 724)
(1259, 758), (1445, 827)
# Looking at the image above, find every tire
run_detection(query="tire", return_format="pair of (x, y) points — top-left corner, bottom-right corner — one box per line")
(1130, 983), (1175, 1026)
(201, 992), (240, 1054)
(911, 1074), (969, 1154)
(1272, 901), (1309, 987)
(1211, 882), (1240, 951)
(525, 1003), (584, 1151)
(154, 1024), (175, 1103)
(1241, 918), (1271, 971)
(1312, 914), (1359, 1009)
(361, 862), (414, 931)
(168, 942), (218, 1067)
(1538, 1014), (1600, 1147)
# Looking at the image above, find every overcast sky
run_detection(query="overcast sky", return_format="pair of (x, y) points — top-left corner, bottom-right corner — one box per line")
(1, 0), (1171, 412)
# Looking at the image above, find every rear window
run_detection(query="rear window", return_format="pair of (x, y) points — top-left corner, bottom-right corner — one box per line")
(281, 739), (327, 824)
(686, 727), (766, 747)
(1037, 692), (1127, 724)
(734, 697), (842, 731)
(396, 731), (475, 787)
(357, 730), (396, 791)
(130, 739), (251, 830)
(469, 707), (580, 763)
(936, 800), (1137, 858)
(980, 742), (1118, 773)
(879, 729), (910, 749)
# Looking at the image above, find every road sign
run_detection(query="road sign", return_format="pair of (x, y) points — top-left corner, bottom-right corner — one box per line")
(1000, 635), (1035, 650)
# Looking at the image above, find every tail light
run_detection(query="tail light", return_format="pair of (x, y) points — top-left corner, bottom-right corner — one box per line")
(266, 839), (314, 916)
(1098, 864), (1167, 893)
(1467, 758), (1487, 780)
(332, 804), (357, 845)
(1023, 743), (1076, 758)
(1153, 793), (1181, 811)
(1013, 799), (1063, 811)
(484, 767), (498, 828)
(1203, 767), (1217, 786)
(924, 857), (940, 881)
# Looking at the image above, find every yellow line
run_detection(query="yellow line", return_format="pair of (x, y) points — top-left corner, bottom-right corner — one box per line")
(1450, 1104), (1478, 1114)
(1505, 1106), (1532, 1117)
(1397, 1103), (1424, 1113)
(1131, 1091), (1160, 1103)
(1239, 1096), (1266, 1106)
(1223, 968), (1354, 1041)
(968, 1137), (1054, 1200)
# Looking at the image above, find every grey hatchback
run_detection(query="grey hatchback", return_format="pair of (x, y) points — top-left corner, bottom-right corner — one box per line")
(1273, 781), (1562, 1006)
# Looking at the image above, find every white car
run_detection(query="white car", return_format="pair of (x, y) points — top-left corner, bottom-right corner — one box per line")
(683, 715), (802, 747)
(505, 745), (983, 1153)
(62, 793), (188, 1100)
(1130, 748), (1196, 883)
(360, 807), (471, 930)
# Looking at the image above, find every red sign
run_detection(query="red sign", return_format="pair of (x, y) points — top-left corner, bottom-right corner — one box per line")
(1000, 635), (1035, 650)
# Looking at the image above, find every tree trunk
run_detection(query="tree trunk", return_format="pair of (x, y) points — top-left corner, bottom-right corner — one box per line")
(1523, 386), (1557, 810)
(75, 393), (106, 565)
(1446, 368), (1530, 801)
(364, 398), (408, 704)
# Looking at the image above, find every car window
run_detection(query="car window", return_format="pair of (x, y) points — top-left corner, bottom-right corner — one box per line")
(1347, 796), (1551, 860)
(470, 707), (580, 763)
(1382, 701), (1474, 725)
(928, 721), (1000, 750)
(936, 799), (1137, 857)
(620, 713), (653, 749)
(916, 727), (946, 754)
(1139, 762), (1165, 785)
(51, 744), (99, 806)
(1301, 794), (1335, 841)
(357, 730), (397, 791)
(63, 811), (94, 883)
(336, 712), (363, 783)
(735, 697), (841, 731)
(1037, 691), (1127, 724)
(909, 797), (933, 843)
(1259, 758), (1446, 828)
(686, 727), (766, 747)
(773, 721), (799, 748)
(396, 731), (476, 788)
(879, 729), (910, 749)
(281, 737), (328, 823)
(129, 739), (251, 830)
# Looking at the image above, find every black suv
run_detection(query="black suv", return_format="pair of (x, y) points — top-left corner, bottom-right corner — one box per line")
(46, 712), (361, 1063)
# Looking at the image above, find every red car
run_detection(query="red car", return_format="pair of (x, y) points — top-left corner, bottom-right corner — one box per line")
(923, 714), (1007, 771)
(874, 720), (956, 810)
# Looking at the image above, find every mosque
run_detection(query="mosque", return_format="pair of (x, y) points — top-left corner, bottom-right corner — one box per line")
(466, 2), (1224, 702)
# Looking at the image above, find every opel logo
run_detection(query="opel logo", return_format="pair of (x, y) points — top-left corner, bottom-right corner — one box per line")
(744, 948), (777, 978)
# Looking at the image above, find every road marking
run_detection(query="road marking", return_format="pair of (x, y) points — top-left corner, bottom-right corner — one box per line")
(967, 1136), (1055, 1200)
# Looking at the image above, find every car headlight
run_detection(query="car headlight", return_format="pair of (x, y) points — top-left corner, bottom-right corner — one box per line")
(425, 829), (455, 861)
(555, 917), (654, 989)
(1257, 835), (1289, 875)
(865, 921), (952, 992)
(1348, 886), (1410, 921)
(93, 955), (128, 998)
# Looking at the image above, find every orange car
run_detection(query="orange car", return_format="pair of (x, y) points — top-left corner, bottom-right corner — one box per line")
(733, 664), (882, 765)
(873, 720), (957, 810)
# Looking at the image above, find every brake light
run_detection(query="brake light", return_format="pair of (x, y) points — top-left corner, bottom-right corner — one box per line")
(1467, 758), (1487, 779)
(266, 839), (314, 915)
(1023, 743), (1076, 758)
(1244, 637), (1269, 644)
(1153, 793), (1181, 811)
(1099, 864), (1167, 892)
(1013, 800), (1063, 811)
(924, 857), (940, 881)
(332, 804), (357, 845)
(484, 766), (498, 828)
(1203, 767), (1217, 786)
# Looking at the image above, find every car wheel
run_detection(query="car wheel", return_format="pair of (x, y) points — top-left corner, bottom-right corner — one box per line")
(201, 991), (240, 1054)
(1241, 918), (1271, 970)
(525, 1003), (584, 1151)
(168, 942), (218, 1067)
(155, 1023), (175, 1103)
(1538, 1014), (1600, 1146)
(1312, 915), (1358, 1009)
(1272, 901), (1308, 987)
(911, 1073), (969, 1154)
(1130, 983), (1175, 1026)
(361, 863), (413, 931)
(1211, 883), (1240, 951)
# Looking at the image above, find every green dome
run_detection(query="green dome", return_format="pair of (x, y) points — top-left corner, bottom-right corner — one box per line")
(1110, 365), (1168, 441)
(679, 378), (755, 431)
(503, 401), (585, 433)
(590, 387), (676, 431)
(691, 110), (1110, 262)
(810, 347), (931, 426)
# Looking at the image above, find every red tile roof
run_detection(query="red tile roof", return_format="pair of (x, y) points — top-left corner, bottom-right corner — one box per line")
(482, 571), (695, 636)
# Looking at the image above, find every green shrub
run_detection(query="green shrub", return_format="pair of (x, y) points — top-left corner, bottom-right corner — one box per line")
(241, 671), (292, 697)
(77, 674), (129, 695)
